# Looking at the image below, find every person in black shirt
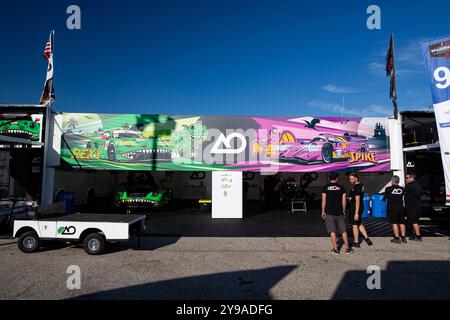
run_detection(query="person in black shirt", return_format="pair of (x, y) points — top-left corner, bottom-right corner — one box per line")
(322, 172), (353, 255)
(405, 172), (423, 241)
(348, 173), (373, 247)
(383, 175), (406, 243)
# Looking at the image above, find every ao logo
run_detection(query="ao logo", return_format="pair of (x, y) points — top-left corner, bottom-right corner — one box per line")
(328, 186), (340, 191)
(392, 188), (403, 195)
(211, 133), (247, 154)
(57, 226), (76, 235)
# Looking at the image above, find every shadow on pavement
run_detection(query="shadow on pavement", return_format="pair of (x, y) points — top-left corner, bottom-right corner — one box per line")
(2, 236), (183, 255)
(79, 236), (182, 255)
(70, 265), (297, 300)
(332, 260), (450, 300)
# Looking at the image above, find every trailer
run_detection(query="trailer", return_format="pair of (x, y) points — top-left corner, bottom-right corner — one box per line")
(13, 213), (146, 255)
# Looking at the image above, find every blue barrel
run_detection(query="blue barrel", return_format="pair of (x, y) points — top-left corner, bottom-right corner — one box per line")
(371, 193), (387, 218)
(55, 191), (74, 214)
(362, 195), (371, 218)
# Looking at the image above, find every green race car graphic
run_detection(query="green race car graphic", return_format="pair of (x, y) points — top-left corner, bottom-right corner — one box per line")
(170, 124), (208, 159)
(89, 129), (171, 162)
(114, 172), (173, 211)
(0, 115), (41, 141)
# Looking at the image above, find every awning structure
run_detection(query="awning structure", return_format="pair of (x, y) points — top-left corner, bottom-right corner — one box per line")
(59, 113), (391, 173)
(404, 142), (440, 152)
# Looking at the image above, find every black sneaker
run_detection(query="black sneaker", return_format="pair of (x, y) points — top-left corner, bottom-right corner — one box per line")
(331, 249), (339, 255)
(413, 235), (423, 242)
(409, 235), (416, 241)
(390, 238), (401, 244)
(401, 237), (407, 243)
(365, 238), (373, 246)
(345, 248), (354, 254)
(352, 241), (360, 248)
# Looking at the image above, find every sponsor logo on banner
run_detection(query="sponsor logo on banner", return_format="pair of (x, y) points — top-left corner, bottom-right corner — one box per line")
(211, 133), (247, 154)
(429, 41), (450, 58)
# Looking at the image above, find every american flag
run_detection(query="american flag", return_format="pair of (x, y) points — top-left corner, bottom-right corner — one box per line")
(39, 30), (55, 105)
(43, 39), (52, 61)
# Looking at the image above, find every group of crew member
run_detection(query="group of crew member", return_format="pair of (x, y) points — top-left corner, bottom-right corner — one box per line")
(384, 172), (422, 243)
(321, 172), (422, 255)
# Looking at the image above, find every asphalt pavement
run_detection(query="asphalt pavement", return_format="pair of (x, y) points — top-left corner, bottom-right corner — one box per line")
(0, 236), (449, 300)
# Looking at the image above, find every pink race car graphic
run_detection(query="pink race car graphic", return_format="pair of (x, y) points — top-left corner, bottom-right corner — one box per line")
(278, 133), (369, 164)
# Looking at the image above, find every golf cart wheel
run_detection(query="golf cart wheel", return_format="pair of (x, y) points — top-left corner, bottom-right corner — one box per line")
(321, 143), (333, 163)
(18, 231), (40, 253)
(107, 145), (116, 161)
(83, 233), (106, 255)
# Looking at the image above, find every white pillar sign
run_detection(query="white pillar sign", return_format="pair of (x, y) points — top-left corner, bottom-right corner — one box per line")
(212, 171), (242, 218)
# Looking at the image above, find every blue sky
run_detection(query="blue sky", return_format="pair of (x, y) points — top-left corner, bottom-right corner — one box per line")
(0, 0), (447, 116)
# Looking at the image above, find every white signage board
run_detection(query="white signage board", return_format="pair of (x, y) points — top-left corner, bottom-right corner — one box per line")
(212, 171), (242, 218)
(422, 37), (450, 205)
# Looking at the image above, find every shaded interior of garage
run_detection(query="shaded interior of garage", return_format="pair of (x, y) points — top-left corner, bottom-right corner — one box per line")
(67, 170), (450, 237)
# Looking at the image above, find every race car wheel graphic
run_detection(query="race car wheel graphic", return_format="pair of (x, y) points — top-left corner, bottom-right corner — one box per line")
(107, 144), (116, 161)
(321, 143), (333, 163)
(360, 145), (367, 153)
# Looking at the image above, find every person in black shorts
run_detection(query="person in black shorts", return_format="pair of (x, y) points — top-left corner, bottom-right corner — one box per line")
(405, 172), (422, 241)
(348, 173), (373, 247)
(383, 175), (406, 244)
(322, 172), (353, 255)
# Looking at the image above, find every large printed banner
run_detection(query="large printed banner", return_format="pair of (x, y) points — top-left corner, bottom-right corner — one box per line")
(60, 113), (390, 172)
(422, 36), (450, 205)
(0, 113), (43, 144)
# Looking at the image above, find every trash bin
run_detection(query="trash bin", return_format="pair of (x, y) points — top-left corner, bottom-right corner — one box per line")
(55, 191), (74, 214)
(362, 195), (371, 218)
(199, 199), (211, 213)
(371, 193), (387, 218)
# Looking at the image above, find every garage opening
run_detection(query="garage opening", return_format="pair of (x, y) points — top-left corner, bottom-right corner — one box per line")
(0, 109), (46, 235)
(54, 167), (399, 237)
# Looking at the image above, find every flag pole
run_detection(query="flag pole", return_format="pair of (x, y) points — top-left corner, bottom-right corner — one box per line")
(41, 29), (54, 204)
(391, 33), (398, 120)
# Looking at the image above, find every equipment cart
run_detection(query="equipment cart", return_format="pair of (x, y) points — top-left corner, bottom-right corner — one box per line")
(13, 213), (146, 255)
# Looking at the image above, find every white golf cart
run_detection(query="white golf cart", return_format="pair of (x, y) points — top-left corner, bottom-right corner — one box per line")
(13, 203), (145, 255)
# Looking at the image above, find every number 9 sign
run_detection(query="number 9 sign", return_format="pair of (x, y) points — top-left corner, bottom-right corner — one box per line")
(433, 66), (450, 89)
